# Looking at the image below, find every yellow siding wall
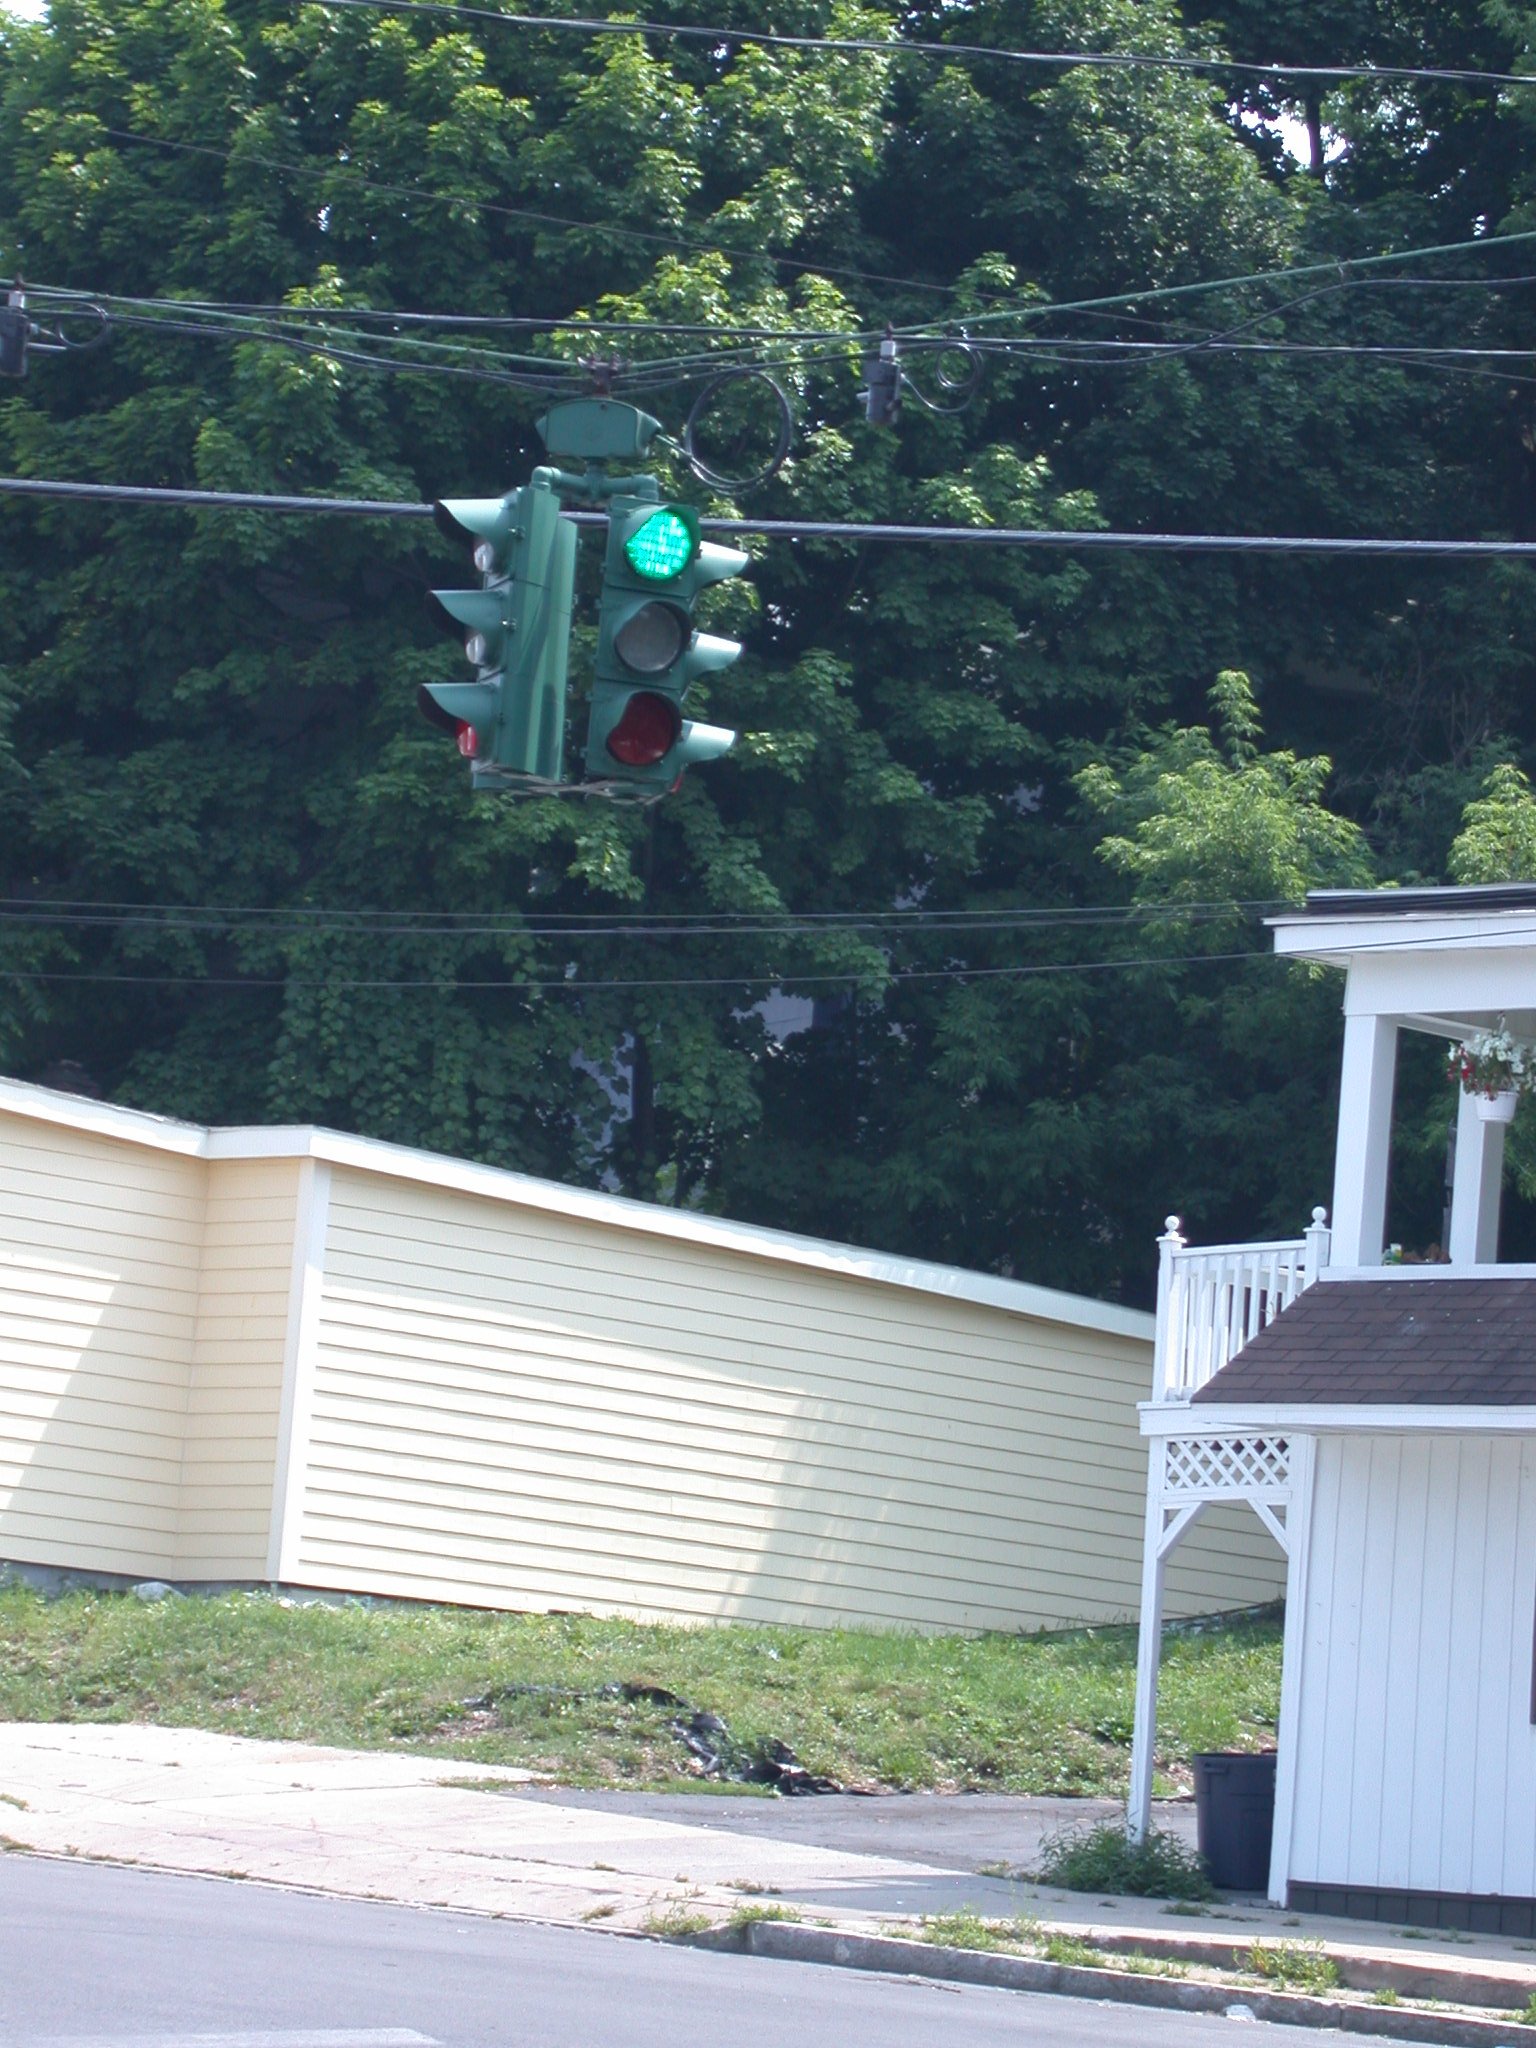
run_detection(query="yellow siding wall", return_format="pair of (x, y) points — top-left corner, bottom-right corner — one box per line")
(176, 1157), (299, 1578)
(0, 1117), (202, 1578)
(298, 1170), (1283, 1629)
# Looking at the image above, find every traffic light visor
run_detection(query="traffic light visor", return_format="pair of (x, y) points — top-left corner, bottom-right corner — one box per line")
(624, 506), (697, 582)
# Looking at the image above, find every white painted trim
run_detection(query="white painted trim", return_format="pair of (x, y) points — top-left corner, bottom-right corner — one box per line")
(1329, 1014), (1396, 1268)
(1268, 1432), (1317, 1906)
(1448, 1087), (1505, 1266)
(1155, 1500), (1209, 1560)
(0, 1077), (1150, 1342)
(265, 1159), (332, 1584)
(1142, 1400), (1536, 1435)
(1127, 1441), (1169, 1843)
(1270, 910), (1536, 957)
(0, 1076), (207, 1154)
(1313, 1262), (1536, 1280)
(1250, 1498), (1290, 1552)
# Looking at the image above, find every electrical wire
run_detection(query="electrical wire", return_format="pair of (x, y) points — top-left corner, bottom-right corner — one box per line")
(0, 897), (1291, 940)
(26, 220), (1536, 406)
(301, 0), (1536, 95)
(8, 474), (1536, 554)
(0, 946), (1271, 993)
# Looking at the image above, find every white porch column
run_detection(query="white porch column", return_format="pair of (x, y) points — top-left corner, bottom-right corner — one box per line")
(1267, 1434), (1317, 1906)
(1447, 1086), (1505, 1266)
(1126, 1445), (1168, 1844)
(1329, 1012), (1397, 1266)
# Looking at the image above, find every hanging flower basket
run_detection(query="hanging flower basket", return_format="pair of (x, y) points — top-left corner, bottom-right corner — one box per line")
(1449, 1020), (1534, 1105)
(1477, 1089), (1520, 1124)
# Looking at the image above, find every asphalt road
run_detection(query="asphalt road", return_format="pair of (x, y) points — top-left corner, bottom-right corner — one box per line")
(1, 1857), (1341, 2048)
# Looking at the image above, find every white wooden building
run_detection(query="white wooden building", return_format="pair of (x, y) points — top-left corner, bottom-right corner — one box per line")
(0, 1076), (1283, 1632)
(1130, 883), (1536, 1931)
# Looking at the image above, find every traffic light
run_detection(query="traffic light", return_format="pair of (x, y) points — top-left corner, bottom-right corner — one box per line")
(584, 497), (745, 797)
(0, 288), (28, 379)
(420, 477), (576, 788)
(860, 327), (901, 427)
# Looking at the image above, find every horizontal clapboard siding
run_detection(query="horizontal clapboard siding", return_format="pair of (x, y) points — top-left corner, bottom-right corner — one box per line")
(296, 1171), (1282, 1629)
(1289, 1434), (1536, 1898)
(176, 1158), (298, 1577)
(0, 1121), (201, 1577)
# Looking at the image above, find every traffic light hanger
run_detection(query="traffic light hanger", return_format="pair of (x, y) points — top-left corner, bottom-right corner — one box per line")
(422, 399), (749, 805)
(0, 281), (110, 379)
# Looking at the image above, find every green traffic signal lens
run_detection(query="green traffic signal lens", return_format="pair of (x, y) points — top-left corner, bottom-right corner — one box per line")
(624, 507), (696, 582)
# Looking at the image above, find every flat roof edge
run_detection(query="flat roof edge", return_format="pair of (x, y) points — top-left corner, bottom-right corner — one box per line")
(0, 1076), (1152, 1343)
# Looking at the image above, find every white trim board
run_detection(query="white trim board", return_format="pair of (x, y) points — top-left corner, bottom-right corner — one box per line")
(1141, 1400), (1536, 1435)
(266, 1158), (332, 1583)
(0, 1075), (1151, 1342)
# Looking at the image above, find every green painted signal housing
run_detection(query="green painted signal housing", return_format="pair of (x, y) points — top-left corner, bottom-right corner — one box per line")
(584, 496), (748, 796)
(421, 480), (576, 788)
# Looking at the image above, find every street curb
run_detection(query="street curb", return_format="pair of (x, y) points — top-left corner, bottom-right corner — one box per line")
(1084, 1929), (1536, 2012)
(685, 1924), (1534, 2047)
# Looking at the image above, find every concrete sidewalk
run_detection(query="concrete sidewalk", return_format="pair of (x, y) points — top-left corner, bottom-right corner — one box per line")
(4, 1721), (1535, 2039)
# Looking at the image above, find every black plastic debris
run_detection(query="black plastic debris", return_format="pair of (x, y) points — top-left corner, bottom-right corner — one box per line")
(455, 1679), (844, 1794)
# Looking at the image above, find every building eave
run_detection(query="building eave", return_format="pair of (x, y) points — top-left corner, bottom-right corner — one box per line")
(0, 1075), (1153, 1343)
(1141, 1399), (1536, 1436)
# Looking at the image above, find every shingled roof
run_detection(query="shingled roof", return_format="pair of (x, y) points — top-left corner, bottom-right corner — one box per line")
(1190, 1277), (1536, 1406)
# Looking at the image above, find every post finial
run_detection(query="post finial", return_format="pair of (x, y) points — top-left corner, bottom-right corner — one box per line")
(1163, 1215), (1182, 1236)
(1310, 1205), (1329, 1227)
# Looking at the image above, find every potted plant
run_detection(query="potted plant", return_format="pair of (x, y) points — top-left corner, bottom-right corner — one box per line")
(1448, 1020), (1532, 1121)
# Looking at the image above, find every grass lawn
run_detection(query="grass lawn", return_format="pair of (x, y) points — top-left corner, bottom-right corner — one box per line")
(0, 1585), (1280, 1797)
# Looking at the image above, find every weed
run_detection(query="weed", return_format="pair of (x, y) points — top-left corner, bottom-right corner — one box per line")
(1035, 1822), (1214, 1901)
(1245, 1942), (1339, 1994)
(1399, 1926), (1430, 1939)
(917, 1911), (1039, 1954)
(1522, 1992), (1536, 2028)
(1370, 1987), (1399, 2007)
(1163, 1900), (1208, 1917)
(974, 1859), (1014, 1878)
(727, 1902), (802, 1930)
(727, 1879), (779, 1895)
(1117, 1953), (1187, 1978)
(640, 1899), (714, 1938)
(0, 1833), (30, 1853)
(0, 1793), (27, 1811)
(1042, 1934), (1102, 1967)
(579, 1902), (616, 1921)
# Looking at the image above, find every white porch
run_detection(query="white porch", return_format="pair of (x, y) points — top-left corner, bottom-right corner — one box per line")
(1128, 888), (1536, 1902)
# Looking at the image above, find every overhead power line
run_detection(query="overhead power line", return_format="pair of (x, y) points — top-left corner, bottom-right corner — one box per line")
(305, 0), (1536, 94)
(7, 474), (1536, 556)
(0, 897), (1289, 941)
(1, 946), (1269, 994)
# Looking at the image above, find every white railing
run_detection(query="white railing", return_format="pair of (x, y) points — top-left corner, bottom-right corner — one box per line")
(1153, 1207), (1330, 1401)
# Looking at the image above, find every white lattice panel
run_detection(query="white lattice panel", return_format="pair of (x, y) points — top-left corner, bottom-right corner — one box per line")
(1164, 1434), (1291, 1498)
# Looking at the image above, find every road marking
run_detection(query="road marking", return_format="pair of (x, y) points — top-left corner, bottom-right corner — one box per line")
(19, 2033), (440, 2048)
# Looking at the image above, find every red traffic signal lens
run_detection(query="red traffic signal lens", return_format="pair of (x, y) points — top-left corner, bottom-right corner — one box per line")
(606, 691), (681, 767)
(457, 723), (479, 758)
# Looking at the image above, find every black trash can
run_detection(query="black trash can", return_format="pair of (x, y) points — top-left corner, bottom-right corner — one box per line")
(1190, 1751), (1277, 1891)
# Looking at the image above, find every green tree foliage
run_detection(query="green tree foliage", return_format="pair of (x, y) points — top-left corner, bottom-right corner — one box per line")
(1, 0), (1534, 1300)
(1447, 763), (1536, 883)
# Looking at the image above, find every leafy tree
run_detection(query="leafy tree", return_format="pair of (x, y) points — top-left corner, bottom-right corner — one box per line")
(1, 0), (1535, 1301)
